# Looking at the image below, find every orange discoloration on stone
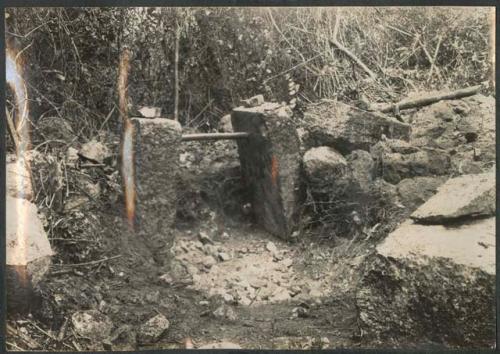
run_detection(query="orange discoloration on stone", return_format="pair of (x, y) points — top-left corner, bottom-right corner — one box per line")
(271, 155), (279, 185)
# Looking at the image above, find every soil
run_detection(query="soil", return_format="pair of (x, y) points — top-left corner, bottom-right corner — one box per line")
(6, 135), (373, 351)
(8, 210), (374, 350)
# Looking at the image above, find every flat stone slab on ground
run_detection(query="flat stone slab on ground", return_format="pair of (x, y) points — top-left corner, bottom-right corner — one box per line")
(6, 195), (53, 281)
(356, 214), (495, 347)
(6, 195), (53, 314)
(411, 172), (495, 223)
(377, 217), (495, 274)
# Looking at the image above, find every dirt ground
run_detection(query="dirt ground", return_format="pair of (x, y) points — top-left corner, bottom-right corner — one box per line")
(6, 137), (372, 351)
(8, 214), (373, 350)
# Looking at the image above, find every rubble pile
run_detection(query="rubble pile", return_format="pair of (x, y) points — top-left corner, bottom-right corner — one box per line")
(172, 228), (333, 307)
(299, 94), (495, 239)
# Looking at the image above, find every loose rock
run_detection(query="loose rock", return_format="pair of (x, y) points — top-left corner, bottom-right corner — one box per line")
(265, 241), (278, 254)
(219, 114), (233, 132)
(198, 231), (214, 245)
(138, 106), (162, 118)
(303, 146), (347, 183)
(78, 139), (111, 164)
(240, 94), (264, 107)
(137, 313), (170, 343)
(218, 252), (231, 262)
(396, 176), (447, 212)
(213, 305), (237, 321)
(71, 310), (113, 342)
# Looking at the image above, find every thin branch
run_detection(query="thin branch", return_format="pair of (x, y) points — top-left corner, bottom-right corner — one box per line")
(5, 108), (20, 151)
(173, 13), (181, 122)
(329, 39), (377, 80)
(327, 10), (376, 80)
(417, 36), (443, 83)
(427, 35), (443, 82)
(332, 9), (341, 40)
(375, 84), (482, 113)
(263, 53), (324, 83)
(53, 254), (122, 268)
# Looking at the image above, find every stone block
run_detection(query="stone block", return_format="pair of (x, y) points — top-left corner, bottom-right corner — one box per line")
(6, 157), (33, 200)
(411, 172), (495, 223)
(131, 118), (182, 264)
(356, 217), (495, 347)
(303, 146), (347, 183)
(138, 106), (162, 118)
(371, 141), (451, 184)
(240, 94), (265, 108)
(396, 176), (447, 212)
(231, 103), (301, 240)
(302, 101), (411, 154)
(6, 195), (53, 314)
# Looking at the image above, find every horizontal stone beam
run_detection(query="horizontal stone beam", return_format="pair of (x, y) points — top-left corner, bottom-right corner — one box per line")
(181, 132), (249, 141)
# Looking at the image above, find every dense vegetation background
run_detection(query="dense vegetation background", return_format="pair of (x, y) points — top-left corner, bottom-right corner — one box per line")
(5, 7), (494, 139)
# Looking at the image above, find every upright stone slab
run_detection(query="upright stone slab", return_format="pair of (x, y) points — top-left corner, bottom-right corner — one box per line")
(6, 195), (53, 314)
(231, 103), (301, 240)
(131, 118), (182, 264)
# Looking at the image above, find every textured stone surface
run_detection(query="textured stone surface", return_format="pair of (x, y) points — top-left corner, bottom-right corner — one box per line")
(6, 195), (53, 314)
(301, 101), (411, 153)
(137, 313), (170, 343)
(409, 94), (495, 175)
(6, 157), (33, 200)
(378, 217), (495, 274)
(303, 146), (347, 183)
(356, 251), (495, 347)
(231, 103), (301, 240)
(131, 118), (182, 264)
(371, 140), (451, 184)
(396, 176), (447, 212)
(411, 172), (495, 223)
(71, 310), (113, 342)
(346, 150), (375, 192)
(356, 208), (495, 347)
